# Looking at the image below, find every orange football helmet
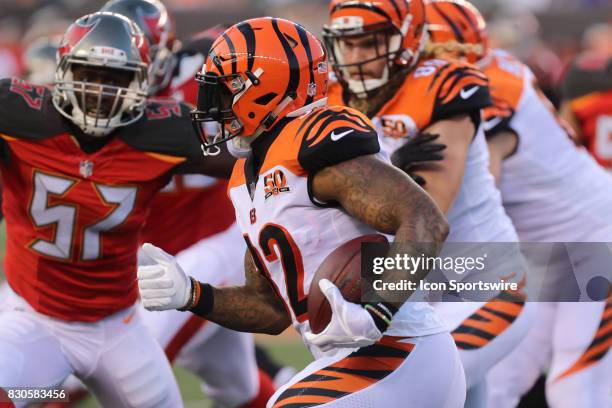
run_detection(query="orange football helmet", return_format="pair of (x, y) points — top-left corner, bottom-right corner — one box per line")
(323, 0), (427, 97)
(425, 0), (488, 64)
(191, 17), (328, 155)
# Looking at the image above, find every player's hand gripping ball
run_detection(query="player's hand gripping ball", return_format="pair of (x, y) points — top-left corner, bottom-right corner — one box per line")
(305, 234), (389, 351)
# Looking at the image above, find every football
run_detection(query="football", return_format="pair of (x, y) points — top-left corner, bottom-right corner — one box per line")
(307, 234), (389, 334)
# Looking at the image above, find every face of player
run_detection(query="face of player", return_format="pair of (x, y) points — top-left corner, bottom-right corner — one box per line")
(336, 32), (389, 80)
(71, 65), (134, 118)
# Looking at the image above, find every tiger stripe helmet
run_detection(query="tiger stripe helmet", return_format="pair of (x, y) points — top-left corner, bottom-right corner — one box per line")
(191, 17), (328, 153)
(425, 0), (488, 64)
(323, 0), (428, 97)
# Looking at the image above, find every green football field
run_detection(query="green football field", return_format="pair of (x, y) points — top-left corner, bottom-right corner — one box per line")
(0, 224), (313, 407)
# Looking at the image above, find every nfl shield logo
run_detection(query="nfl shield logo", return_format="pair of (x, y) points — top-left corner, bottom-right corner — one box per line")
(79, 160), (94, 178)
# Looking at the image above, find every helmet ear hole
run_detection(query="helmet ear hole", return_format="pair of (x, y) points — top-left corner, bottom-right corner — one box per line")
(254, 92), (278, 105)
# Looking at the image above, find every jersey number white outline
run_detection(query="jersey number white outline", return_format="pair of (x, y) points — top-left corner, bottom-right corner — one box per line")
(594, 115), (612, 160)
(29, 171), (137, 261)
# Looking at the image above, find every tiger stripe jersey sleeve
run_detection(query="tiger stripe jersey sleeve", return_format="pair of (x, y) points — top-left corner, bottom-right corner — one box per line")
(296, 105), (380, 173)
(429, 60), (492, 127)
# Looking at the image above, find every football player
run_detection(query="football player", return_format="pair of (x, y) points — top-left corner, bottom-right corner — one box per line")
(424, 1), (612, 407)
(323, 0), (532, 406)
(559, 52), (612, 170)
(138, 17), (467, 407)
(99, 1), (278, 405)
(0, 12), (231, 408)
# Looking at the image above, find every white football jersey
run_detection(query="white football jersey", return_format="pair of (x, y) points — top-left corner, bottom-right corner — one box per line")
(329, 58), (519, 245)
(228, 106), (446, 352)
(482, 49), (612, 242)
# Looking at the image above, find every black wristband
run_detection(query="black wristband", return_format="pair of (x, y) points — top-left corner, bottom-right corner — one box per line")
(363, 302), (399, 332)
(189, 281), (214, 317)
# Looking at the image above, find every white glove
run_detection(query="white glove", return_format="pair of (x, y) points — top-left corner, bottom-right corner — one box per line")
(303, 279), (382, 352)
(137, 243), (192, 311)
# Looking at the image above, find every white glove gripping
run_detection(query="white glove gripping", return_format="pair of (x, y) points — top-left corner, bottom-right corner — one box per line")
(137, 243), (192, 311)
(303, 279), (383, 352)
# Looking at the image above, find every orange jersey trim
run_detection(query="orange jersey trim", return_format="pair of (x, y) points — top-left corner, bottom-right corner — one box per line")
(0, 133), (17, 141)
(144, 151), (187, 164)
(570, 91), (607, 113)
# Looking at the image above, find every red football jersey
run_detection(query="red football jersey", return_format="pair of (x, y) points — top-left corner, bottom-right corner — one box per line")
(570, 90), (612, 168)
(0, 78), (203, 322)
(141, 49), (234, 255)
(562, 54), (612, 168)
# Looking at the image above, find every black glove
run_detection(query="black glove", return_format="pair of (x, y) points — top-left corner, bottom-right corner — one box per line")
(390, 132), (446, 186)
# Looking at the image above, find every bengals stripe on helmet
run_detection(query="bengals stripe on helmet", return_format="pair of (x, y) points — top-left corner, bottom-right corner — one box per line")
(451, 1), (485, 46)
(452, 290), (525, 350)
(272, 337), (414, 408)
(209, 49), (225, 75)
(554, 295), (612, 382)
(388, 0), (403, 21)
(236, 21), (256, 72)
(221, 32), (238, 74)
(272, 18), (300, 100)
(295, 23), (315, 105)
(331, 2), (393, 22)
(431, 2), (466, 43)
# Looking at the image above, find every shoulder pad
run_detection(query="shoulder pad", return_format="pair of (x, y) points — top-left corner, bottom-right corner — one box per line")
(118, 98), (202, 159)
(295, 105), (379, 173)
(423, 60), (492, 122)
(0, 78), (66, 140)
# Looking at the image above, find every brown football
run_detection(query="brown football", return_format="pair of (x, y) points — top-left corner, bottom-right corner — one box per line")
(307, 233), (389, 334)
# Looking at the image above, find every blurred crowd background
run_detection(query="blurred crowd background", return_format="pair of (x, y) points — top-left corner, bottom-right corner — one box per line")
(0, 0), (610, 107)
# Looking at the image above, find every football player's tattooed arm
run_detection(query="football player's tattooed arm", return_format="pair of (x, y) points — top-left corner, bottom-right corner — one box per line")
(409, 114), (475, 214)
(311, 154), (449, 303)
(199, 250), (291, 334)
(486, 130), (518, 185)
